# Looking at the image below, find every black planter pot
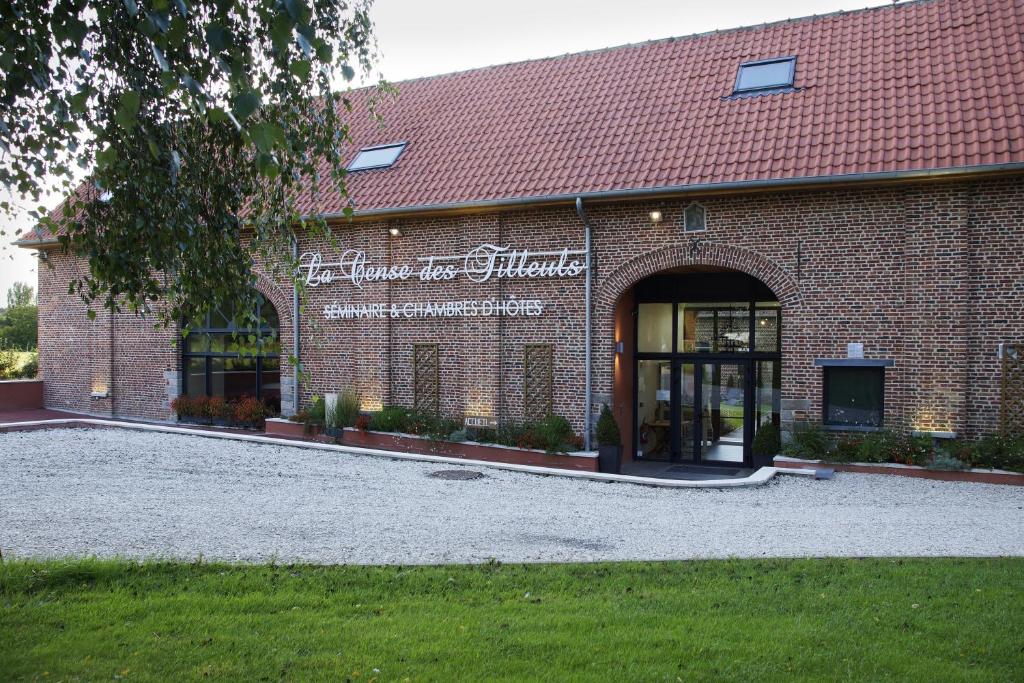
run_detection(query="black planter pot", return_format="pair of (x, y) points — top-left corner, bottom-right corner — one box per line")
(598, 444), (622, 474)
(324, 426), (344, 440)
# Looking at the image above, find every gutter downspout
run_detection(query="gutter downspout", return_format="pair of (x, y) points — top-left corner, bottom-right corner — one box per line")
(575, 197), (593, 452)
(291, 234), (301, 416)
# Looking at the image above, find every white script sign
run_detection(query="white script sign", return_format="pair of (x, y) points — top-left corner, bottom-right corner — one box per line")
(299, 243), (587, 289)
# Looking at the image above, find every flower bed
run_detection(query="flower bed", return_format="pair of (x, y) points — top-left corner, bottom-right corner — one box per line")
(170, 395), (274, 430)
(773, 455), (1024, 486)
(264, 418), (597, 471)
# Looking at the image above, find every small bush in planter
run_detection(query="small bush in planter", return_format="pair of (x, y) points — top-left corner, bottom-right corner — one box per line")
(234, 396), (268, 428)
(595, 404), (622, 474)
(206, 396), (232, 426)
(355, 413), (371, 431)
(372, 406), (410, 433)
(783, 422), (830, 459)
(751, 422), (782, 460)
(536, 414), (575, 454)
(335, 390), (360, 428)
(171, 395), (195, 421)
(187, 395), (212, 424)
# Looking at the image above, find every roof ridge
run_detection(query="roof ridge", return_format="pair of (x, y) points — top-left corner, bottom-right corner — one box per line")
(378, 0), (938, 88)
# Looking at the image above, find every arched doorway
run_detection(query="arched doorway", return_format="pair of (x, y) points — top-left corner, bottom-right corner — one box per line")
(181, 294), (282, 412)
(625, 267), (781, 468)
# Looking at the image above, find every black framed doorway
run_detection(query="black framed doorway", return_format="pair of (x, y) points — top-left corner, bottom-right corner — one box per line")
(631, 270), (782, 468)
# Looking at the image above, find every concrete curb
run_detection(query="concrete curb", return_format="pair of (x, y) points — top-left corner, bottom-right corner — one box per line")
(0, 418), (818, 489)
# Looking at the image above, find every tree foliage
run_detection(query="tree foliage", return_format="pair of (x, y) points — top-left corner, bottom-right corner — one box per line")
(0, 304), (37, 350)
(0, 0), (378, 329)
(6, 281), (34, 308)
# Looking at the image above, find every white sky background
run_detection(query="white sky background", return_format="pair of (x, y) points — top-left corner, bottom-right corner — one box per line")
(0, 0), (890, 304)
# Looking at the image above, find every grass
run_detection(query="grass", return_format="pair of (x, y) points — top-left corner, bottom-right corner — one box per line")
(1, 557), (1021, 681)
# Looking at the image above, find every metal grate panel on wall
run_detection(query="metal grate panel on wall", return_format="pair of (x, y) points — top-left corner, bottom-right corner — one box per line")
(1001, 344), (1024, 434)
(413, 344), (439, 414)
(523, 344), (554, 421)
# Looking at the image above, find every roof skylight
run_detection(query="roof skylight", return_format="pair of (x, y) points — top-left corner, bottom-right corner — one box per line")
(347, 142), (406, 171)
(734, 57), (796, 94)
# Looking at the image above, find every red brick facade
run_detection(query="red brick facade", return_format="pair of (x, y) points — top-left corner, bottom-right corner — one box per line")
(32, 175), (1024, 444)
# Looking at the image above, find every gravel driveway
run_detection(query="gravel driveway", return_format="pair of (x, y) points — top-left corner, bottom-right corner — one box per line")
(2, 428), (1022, 564)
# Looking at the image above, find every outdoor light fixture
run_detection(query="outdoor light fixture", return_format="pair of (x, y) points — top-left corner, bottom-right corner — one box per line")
(648, 210), (663, 224)
(614, 341), (625, 354)
(388, 226), (403, 237)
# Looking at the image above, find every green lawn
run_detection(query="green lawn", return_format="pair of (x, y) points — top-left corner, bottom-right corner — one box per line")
(2, 558), (1021, 681)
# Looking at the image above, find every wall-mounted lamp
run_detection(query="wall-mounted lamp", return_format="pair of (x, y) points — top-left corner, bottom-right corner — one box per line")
(614, 341), (625, 354)
(648, 210), (663, 225)
(388, 226), (403, 238)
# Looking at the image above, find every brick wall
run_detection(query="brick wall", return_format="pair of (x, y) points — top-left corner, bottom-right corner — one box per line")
(31, 175), (1024, 441)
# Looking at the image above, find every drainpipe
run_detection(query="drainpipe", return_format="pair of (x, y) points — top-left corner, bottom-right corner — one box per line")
(575, 197), (593, 452)
(291, 234), (301, 415)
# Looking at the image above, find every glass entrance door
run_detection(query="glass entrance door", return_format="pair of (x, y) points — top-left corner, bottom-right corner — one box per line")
(697, 362), (747, 465)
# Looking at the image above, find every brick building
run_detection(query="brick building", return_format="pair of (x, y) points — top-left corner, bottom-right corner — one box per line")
(15, 0), (1024, 469)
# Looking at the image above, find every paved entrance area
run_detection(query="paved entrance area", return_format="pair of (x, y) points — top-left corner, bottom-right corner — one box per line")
(2, 427), (1022, 564)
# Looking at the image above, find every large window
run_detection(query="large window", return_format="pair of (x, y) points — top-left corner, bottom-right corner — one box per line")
(182, 295), (281, 412)
(823, 367), (884, 428)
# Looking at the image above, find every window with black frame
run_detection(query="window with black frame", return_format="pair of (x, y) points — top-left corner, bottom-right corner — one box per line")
(823, 366), (884, 428)
(182, 295), (281, 412)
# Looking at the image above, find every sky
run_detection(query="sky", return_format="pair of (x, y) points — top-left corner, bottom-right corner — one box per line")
(0, 0), (891, 305)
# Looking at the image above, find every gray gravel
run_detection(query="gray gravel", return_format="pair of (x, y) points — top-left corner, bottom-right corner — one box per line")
(2, 428), (1022, 564)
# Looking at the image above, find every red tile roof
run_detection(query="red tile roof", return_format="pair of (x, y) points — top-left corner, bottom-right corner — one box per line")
(302, 0), (1023, 217)
(22, 0), (1024, 243)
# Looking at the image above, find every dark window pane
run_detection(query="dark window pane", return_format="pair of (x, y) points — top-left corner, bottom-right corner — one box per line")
(261, 300), (279, 330)
(825, 368), (884, 427)
(262, 358), (281, 412)
(186, 357), (206, 397)
(211, 356), (258, 400)
(185, 333), (209, 353)
(210, 307), (231, 329)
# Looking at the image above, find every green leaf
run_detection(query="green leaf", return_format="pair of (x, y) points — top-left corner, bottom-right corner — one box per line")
(115, 90), (141, 130)
(205, 22), (228, 53)
(289, 60), (311, 80)
(87, 309), (96, 320)
(249, 122), (284, 154)
(231, 91), (260, 121)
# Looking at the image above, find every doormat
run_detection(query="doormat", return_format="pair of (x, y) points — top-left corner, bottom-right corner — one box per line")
(666, 465), (743, 476)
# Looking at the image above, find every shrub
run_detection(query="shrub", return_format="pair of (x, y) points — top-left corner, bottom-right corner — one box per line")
(929, 451), (967, 471)
(170, 395), (195, 418)
(355, 413), (371, 431)
(17, 354), (38, 378)
(372, 405), (409, 433)
(751, 422), (781, 458)
(595, 404), (621, 447)
(889, 433), (932, 466)
(854, 431), (895, 463)
(448, 428), (468, 443)
(0, 348), (16, 379)
(333, 390), (360, 428)
(191, 395), (210, 420)
(205, 396), (230, 420)
(784, 422), (830, 459)
(305, 396), (326, 426)
(536, 414), (576, 453)
(954, 434), (1024, 473)
(234, 396), (268, 425)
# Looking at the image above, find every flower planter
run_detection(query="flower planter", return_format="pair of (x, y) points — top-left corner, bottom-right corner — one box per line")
(598, 444), (622, 474)
(265, 418), (321, 439)
(774, 455), (1024, 486)
(342, 428), (598, 471)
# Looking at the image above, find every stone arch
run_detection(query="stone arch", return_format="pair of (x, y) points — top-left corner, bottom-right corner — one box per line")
(252, 270), (297, 414)
(595, 241), (801, 320)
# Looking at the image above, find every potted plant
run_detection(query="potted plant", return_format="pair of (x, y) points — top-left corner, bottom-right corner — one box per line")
(595, 404), (622, 474)
(191, 395), (212, 425)
(324, 390), (360, 440)
(234, 395), (268, 429)
(171, 395), (195, 423)
(207, 396), (231, 427)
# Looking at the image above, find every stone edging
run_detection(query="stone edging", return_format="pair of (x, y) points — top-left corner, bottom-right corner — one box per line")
(0, 417), (815, 489)
(773, 455), (1024, 486)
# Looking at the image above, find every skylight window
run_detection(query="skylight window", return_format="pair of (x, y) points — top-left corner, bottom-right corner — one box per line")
(347, 142), (406, 171)
(734, 57), (796, 94)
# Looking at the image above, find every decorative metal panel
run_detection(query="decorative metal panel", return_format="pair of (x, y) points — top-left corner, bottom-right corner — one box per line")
(524, 344), (554, 421)
(1001, 344), (1024, 434)
(413, 344), (439, 414)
